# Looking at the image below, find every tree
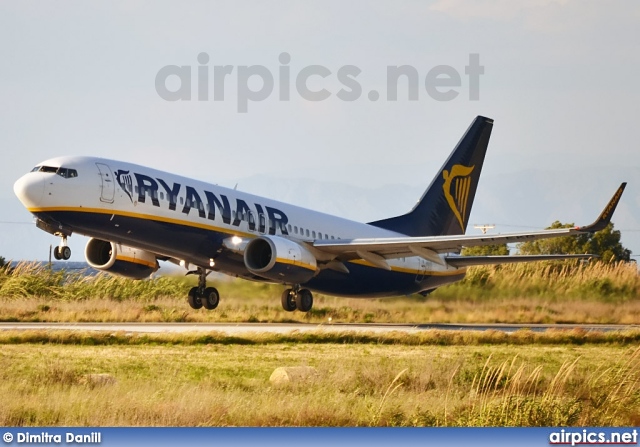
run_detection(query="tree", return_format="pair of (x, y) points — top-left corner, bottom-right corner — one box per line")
(517, 221), (631, 262)
(461, 244), (509, 256)
(0, 256), (6, 268)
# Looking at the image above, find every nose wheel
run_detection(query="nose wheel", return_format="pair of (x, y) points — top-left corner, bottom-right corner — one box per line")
(187, 267), (219, 310)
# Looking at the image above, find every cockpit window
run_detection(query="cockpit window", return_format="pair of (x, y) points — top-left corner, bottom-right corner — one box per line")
(35, 166), (58, 173)
(56, 168), (78, 178)
(31, 166), (78, 178)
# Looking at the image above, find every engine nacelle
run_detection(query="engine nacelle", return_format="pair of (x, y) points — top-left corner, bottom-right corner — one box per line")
(244, 236), (317, 284)
(85, 238), (158, 280)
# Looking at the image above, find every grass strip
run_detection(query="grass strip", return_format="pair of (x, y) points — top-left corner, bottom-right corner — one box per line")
(1, 328), (639, 346)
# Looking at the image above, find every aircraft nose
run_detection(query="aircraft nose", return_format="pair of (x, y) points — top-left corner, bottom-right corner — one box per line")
(13, 174), (44, 208)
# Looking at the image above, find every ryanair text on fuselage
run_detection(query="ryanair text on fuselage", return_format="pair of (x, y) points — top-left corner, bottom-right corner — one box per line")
(116, 170), (289, 236)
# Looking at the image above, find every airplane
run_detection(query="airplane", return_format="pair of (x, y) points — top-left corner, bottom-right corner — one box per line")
(13, 116), (626, 312)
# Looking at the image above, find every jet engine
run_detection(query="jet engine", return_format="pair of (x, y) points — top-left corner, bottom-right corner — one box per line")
(243, 236), (317, 284)
(85, 238), (158, 279)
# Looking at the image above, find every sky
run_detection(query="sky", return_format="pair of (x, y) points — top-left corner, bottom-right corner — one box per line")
(1, 0), (639, 262)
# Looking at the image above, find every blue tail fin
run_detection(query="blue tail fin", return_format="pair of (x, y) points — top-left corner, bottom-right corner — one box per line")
(368, 116), (493, 237)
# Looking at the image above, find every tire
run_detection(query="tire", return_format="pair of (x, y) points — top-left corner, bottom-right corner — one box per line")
(295, 289), (313, 312)
(61, 246), (71, 260)
(281, 289), (296, 312)
(202, 287), (219, 310)
(53, 246), (61, 260)
(187, 287), (203, 309)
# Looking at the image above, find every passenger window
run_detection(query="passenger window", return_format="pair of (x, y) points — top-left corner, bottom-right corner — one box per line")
(312, 231), (316, 238)
(180, 197), (184, 205)
(294, 226), (298, 234)
(160, 192), (165, 200)
(306, 229), (310, 237)
(135, 186), (139, 194)
(287, 224), (292, 233)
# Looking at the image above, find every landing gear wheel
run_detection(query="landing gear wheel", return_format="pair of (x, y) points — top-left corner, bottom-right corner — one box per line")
(187, 286), (203, 309)
(281, 288), (296, 312)
(53, 246), (62, 260)
(202, 287), (219, 310)
(295, 289), (313, 312)
(60, 246), (71, 260)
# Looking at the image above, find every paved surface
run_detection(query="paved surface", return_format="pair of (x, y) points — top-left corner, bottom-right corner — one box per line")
(0, 322), (636, 334)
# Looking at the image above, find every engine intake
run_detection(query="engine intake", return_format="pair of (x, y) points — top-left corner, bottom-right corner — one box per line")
(244, 236), (317, 284)
(85, 238), (158, 279)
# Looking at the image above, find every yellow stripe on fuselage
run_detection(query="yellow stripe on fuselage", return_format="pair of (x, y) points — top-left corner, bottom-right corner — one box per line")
(28, 206), (255, 238)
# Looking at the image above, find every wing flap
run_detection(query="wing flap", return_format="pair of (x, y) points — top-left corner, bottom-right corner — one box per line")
(313, 228), (577, 257)
(445, 254), (596, 267)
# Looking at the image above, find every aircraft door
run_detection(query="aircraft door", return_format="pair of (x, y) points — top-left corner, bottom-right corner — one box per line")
(96, 163), (115, 203)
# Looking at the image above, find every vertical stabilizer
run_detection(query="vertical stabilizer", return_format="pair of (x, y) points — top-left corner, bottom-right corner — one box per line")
(369, 116), (493, 236)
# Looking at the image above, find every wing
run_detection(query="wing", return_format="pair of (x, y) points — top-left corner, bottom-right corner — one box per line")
(312, 183), (626, 269)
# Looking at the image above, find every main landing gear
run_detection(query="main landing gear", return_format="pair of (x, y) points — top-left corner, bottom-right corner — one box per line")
(53, 236), (71, 260)
(184, 269), (312, 314)
(281, 287), (313, 313)
(187, 267), (220, 310)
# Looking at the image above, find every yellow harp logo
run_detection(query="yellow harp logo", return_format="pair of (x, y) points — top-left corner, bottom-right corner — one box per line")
(442, 164), (475, 231)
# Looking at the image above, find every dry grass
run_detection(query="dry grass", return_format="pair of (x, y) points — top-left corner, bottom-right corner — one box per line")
(0, 261), (638, 324)
(0, 342), (638, 426)
(437, 261), (639, 302)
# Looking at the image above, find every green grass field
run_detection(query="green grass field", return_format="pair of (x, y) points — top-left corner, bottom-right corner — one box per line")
(0, 337), (638, 426)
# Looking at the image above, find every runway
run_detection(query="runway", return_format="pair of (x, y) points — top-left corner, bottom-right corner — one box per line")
(0, 322), (636, 334)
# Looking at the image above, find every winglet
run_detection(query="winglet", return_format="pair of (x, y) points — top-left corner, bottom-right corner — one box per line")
(578, 182), (627, 232)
